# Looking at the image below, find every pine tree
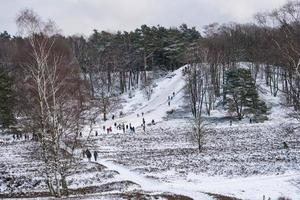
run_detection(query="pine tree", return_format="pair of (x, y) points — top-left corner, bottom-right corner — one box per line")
(0, 70), (14, 128)
(224, 68), (266, 120)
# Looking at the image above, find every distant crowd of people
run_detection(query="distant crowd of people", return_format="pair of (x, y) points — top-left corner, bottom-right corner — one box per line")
(12, 132), (30, 141)
(168, 91), (176, 106)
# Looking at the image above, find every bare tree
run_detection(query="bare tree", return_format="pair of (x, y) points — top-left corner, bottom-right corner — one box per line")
(16, 9), (88, 197)
(191, 116), (207, 152)
(185, 45), (212, 152)
(142, 73), (153, 101)
(255, 1), (300, 110)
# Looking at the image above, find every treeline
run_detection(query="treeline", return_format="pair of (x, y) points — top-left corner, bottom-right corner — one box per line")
(0, 2), (298, 127)
(184, 1), (300, 121)
(0, 22), (201, 124)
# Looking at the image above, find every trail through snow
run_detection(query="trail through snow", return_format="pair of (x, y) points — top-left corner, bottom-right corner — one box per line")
(98, 159), (213, 200)
(92, 65), (300, 200)
(99, 67), (186, 130)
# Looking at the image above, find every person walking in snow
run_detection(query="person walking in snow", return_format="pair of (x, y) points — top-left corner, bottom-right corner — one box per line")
(93, 151), (98, 161)
(112, 115), (115, 120)
(86, 149), (92, 162)
(168, 101), (170, 106)
(95, 131), (98, 136)
(142, 118), (145, 125)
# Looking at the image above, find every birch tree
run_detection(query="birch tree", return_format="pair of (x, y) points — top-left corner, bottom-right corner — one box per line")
(16, 9), (88, 197)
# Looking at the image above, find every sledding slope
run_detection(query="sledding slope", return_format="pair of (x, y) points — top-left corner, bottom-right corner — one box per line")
(101, 66), (187, 130)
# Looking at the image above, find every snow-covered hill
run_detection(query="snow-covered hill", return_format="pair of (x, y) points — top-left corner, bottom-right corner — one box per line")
(95, 66), (187, 132)
(1, 64), (300, 200)
(87, 64), (300, 200)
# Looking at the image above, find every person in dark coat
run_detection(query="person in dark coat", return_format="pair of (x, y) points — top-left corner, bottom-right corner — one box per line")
(143, 124), (146, 132)
(95, 131), (98, 136)
(93, 151), (98, 161)
(86, 149), (92, 161)
(112, 115), (115, 120)
(79, 132), (82, 137)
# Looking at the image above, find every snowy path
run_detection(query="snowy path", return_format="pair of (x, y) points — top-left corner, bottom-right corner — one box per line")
(99, 158), (300, 200)
(92, 65), (300, 200)
(98, 159), (213, 200)
(98, 67), (186, 130)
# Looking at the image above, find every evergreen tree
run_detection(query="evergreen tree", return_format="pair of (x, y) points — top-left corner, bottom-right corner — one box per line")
(224, 68), (266, 120)
(0, 70), (14, 128)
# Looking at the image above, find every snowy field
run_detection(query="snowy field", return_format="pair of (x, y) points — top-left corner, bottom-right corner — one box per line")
(1, 65), (300, 199)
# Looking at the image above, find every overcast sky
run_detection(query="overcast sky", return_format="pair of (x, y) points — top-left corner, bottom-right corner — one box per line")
(0, 0), (288, 36)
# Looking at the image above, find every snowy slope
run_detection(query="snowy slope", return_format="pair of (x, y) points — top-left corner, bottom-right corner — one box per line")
(96, 67), (186, 132)
(86, 64), (300, 200)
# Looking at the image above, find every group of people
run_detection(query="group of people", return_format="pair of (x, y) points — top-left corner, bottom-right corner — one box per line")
(103, 126), (112, 134)
(115, 122), (136, 133)
(83, 149), (98, 162)
(12, 132), (30, 140)
(168, 91), (176, 106)
(100, 123), (136, 135)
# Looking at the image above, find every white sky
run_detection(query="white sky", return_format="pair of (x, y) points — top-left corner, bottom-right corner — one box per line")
(0, 0), (288, 36)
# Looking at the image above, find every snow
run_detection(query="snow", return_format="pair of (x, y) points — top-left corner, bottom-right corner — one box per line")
(1, 63), (300, 199)
(94, 67), (186, 132)
(99, 159), (212, 200)
(87, 64), (300, 200)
